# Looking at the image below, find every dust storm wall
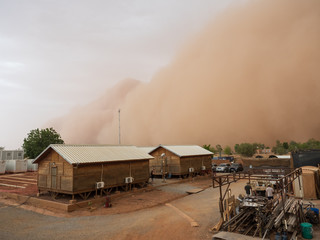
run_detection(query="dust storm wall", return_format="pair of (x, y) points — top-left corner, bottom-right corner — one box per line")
(49, 0), (320, 147)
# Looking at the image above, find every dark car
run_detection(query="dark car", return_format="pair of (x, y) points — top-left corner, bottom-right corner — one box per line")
(216, 163), (231, 173)
(229, 163), (243, 172)
(211, 164), (218, 172)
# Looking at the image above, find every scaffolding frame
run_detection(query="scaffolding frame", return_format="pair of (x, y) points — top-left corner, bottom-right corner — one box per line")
(212, 168), (302, 219)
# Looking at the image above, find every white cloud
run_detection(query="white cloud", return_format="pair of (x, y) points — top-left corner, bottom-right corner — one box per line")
(0, 78), (27, 89)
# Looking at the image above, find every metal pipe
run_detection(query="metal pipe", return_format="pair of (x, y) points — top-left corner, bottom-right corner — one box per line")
(219, 178), (224, 219)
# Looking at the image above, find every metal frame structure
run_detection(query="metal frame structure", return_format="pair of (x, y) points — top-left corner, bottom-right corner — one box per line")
(212, 168), (302, 220)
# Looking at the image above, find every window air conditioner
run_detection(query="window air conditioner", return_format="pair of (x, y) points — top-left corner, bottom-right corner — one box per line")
(125, 177), (134, 183)
(201, 166), (206, 170)
(96, 181), (105, 189)
(189, 167), (194, 173)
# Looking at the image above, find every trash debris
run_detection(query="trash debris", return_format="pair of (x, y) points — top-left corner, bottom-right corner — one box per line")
(220, 195), (312, 239)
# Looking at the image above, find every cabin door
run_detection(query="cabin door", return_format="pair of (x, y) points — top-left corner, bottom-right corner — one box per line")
(51, 166), (57, 189)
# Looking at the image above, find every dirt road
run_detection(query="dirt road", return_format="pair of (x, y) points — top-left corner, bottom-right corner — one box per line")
(0, 177), (247, 240)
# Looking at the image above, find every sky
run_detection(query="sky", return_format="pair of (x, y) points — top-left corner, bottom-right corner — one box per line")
(47, 0), (320, 148)
(0, 0), (235, 149)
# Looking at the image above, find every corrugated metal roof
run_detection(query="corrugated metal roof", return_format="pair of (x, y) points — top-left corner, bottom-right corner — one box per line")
(34, 144), (153, 165)
(138, 146), (157, 154)
(152, 145), (213, 157)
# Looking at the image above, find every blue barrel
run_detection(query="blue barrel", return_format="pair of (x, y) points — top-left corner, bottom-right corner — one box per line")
(274, 232), (281, 240)
(300, 222), (313, 239)
(310, 207), (319, 215)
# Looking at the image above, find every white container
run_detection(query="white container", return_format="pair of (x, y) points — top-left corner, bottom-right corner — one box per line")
(27, 159), (38, 171)
(0, 160), (6, 174)
(6, 159), (27, 173)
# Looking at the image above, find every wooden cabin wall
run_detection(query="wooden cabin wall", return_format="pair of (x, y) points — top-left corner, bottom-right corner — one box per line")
(131, 160), (149, 182)
(73, 164), (104, 192)
(37, 150), (73, 193)
(149, 147), (212, 175)
(149, 147), (181, 174)
(73, 160), (150, 193)
(180, 155), (212, 175)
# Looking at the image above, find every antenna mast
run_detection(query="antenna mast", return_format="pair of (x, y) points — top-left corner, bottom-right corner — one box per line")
(118, 109), (121, 145)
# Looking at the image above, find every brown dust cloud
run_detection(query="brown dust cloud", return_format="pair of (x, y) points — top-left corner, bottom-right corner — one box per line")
(49, 0), (320, 148)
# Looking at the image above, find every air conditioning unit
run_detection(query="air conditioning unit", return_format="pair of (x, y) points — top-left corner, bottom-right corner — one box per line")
(96, 181), (105, 189)
(189, 167), (194, 173)
(201, 166), (206, 170)
(125, 177), (134, 183)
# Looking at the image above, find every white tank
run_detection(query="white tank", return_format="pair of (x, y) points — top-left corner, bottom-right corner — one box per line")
(27, 159), (38, 171)
(0, 160), (6, 174)
(5, 159), (27, 173)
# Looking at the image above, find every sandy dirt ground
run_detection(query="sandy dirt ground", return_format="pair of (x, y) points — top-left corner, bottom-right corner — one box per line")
(0, 173), (319, 240)
(0, 174), (237, 240)
(0, 172), (38, 195)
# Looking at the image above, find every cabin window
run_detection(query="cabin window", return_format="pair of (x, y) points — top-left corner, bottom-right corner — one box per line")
(7, 153), (11, 157)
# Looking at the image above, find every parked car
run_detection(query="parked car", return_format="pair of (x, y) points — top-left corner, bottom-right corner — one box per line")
(211, 164), (218, 172)
(229, 163), (243, 172)
(216, 163), (230, 173)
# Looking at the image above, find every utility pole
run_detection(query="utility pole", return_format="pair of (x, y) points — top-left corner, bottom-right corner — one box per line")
(118, 109), (121, 145)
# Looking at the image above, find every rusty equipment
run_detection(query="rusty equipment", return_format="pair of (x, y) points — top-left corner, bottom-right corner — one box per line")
(212, 168), (303, 238)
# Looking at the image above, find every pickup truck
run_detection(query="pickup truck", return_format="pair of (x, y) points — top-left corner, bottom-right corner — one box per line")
(216, 163), (230, 173)
(229, 163), (243, 172)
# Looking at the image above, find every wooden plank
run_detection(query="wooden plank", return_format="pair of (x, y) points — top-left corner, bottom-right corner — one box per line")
(61, 176), (73, 191)
(212, 231), (265, 240)
(211, 218), (223, 232)
(186, 188), (204, 194)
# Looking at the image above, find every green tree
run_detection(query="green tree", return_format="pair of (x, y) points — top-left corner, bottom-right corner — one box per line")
(305, 138), (320, 149)
(23, 128), (64, 159)
(237, 143), (255, 157)
(288, 141), (298, 152)
(224, 146), (232, 155)
(272, 140), (288, 155)
(234, 144), (240, 153)
(202, 144), (216, 154)
(216, 144), (223, 157)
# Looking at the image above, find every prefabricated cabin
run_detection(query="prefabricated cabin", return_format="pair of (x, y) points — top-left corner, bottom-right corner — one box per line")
(33, 145), (153, 197)
(148, 145), (213, 177)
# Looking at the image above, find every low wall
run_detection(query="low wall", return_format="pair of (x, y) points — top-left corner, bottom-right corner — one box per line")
(0, 192), (69, 211)
(241, 158), (292, 168)
(0, 185), (157, 212)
